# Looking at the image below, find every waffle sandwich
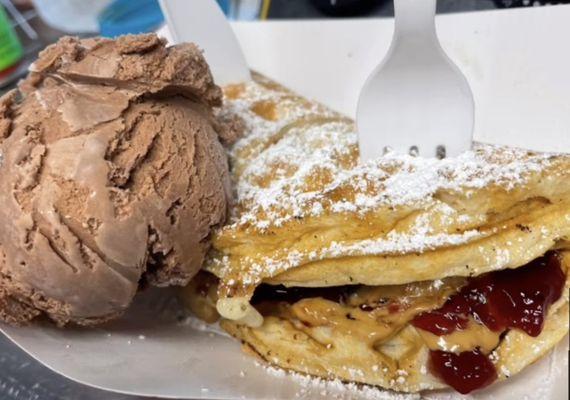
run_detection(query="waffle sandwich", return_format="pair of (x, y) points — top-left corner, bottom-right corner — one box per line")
(181, 74), (570, 394)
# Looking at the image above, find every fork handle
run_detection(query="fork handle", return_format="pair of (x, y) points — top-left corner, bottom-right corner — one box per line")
(394, 0), (437, 37)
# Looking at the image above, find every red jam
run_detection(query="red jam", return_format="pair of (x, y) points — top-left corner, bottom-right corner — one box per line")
(412, 252), (565, 337)
(411, 252), (565, 393)
(430, 349), (497, 394)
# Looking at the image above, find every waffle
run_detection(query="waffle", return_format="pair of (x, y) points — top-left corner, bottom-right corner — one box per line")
(182, 74), (570, 393)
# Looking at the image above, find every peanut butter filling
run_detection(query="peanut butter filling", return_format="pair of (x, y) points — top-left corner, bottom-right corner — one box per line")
(183, 251), (569, 394)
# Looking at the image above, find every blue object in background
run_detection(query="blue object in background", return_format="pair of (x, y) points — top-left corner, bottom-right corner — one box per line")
(216, 0), (266, 20)
(217, 0), (232, 15)
(98, 0), (164, 37)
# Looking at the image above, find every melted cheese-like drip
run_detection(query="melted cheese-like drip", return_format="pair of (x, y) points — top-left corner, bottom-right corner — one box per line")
(415, 318), (501, 354)
(257, 275), (503, 357)
(264, 277), (465, 348)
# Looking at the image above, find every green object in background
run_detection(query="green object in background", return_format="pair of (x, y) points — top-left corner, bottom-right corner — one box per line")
(0, 5), (22, 72)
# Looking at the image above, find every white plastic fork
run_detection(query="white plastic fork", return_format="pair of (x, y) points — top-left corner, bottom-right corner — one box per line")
(357, 0), (474, 160)
(159, 0), (251, 85)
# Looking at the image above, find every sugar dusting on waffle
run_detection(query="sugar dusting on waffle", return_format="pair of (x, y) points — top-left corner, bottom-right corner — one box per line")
(257, 361), (420, 400)
(219, 80), (552, 233)
(207, 78), (568, 286)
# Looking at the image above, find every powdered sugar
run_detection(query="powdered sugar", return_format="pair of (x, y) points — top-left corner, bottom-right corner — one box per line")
(225, 203), (480, 278)
(323, 230), (482, 257)
(221, 81), (552, 232)
(219, 230), (482, 285)
(177, 314), (230, 338)
(260, 363), (419, 400)
(208, 80), (564, 286)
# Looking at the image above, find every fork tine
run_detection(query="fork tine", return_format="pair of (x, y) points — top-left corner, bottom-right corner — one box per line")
(436, 145), (446, 159)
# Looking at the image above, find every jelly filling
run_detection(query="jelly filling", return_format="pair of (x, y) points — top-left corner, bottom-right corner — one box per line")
(429, 349), (497, 395)
(412, 252), (565, 393)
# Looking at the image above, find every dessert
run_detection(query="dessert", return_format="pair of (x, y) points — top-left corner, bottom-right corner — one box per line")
(0, 34), (232, 326)
(182, 75), (570, 394)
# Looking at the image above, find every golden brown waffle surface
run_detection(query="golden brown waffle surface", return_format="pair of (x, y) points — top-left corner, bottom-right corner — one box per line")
(208, 75), (570, 302)
(182, 75), (570, 394)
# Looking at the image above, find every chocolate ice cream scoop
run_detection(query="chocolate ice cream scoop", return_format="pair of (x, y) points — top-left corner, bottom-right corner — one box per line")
(0, 34), (232, 326)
